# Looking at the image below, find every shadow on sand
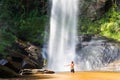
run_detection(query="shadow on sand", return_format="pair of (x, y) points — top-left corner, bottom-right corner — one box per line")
(0, 73), (55, 80)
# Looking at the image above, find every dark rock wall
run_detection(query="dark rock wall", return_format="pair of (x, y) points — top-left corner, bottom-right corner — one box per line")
(0, 40), (44, 78)
(79, 0), (113, 20)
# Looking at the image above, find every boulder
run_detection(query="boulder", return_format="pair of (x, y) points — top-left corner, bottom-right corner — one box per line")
(16, 40), (44, 69)
(3, 50), (42, 73)
(44, 70), (55, 74)
(0, 65), (18, 78)
(5, 55), (23, 73)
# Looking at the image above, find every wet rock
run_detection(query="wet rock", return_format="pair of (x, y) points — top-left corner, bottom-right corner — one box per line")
(3, 53), (22, 73)
(44, 70), (55, 74)
(3, 49), (42, 74)
(100, 59), (120, 71)
(4, 62), (20, 73)
(0, 65), (18, 78)
(76, 35), (120, 71)
(16, 40), (44, 69)
(19, 69), (33, 75)
(0, 56), (21, 77)
(19, 69), (55, 75)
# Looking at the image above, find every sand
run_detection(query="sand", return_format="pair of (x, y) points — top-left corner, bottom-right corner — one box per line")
(1, 71), (120, 80)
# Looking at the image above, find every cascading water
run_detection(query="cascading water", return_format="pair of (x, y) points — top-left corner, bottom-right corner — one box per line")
(47, 0), (79, 71)
(76, 35), (120, 71)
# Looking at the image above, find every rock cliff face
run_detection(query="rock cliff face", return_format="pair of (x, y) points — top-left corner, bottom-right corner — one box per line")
(0, 40), (44, 78)
(79, 0), (112, 20)
(101, 59), (120, 71)
(76, 35), (120, 71)
(16, 40), (44, 69)
(116, 0), (120, 8)
(79, 0), (120, 21)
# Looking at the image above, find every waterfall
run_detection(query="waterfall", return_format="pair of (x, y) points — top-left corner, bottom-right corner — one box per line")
(47, 0), (79, 71)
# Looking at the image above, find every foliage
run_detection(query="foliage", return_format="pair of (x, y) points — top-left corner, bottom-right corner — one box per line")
(0, 0), (48, 55)
(0, 30), (16, 55)
(17, 15), (48, 43)
(100, 7), (120, 41)
(78, 17), (100, 34)
(78, 4), (120, 41)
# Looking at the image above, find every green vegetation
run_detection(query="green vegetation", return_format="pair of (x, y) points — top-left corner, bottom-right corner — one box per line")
(79, 2), (120, 41)
(100, 7), (120, 41)
(0, 0), (48, 56)
(78, 17), (100, 34)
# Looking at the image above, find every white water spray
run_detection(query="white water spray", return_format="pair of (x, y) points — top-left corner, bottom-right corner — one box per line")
(47, 0), (79, 71)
